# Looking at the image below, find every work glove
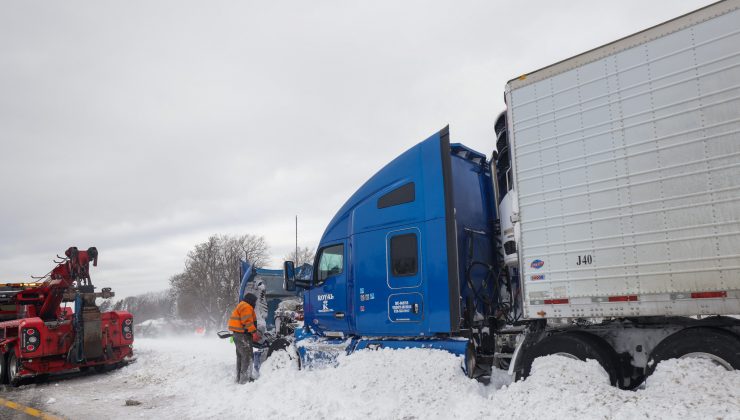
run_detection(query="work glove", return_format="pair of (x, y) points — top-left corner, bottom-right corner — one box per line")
(252, 331), (261, 342)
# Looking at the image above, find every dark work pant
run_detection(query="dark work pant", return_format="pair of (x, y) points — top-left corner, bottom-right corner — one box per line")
(234, 332), (254, 384)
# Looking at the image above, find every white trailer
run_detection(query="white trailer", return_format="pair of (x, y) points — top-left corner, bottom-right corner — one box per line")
(494, 0), (740, 388)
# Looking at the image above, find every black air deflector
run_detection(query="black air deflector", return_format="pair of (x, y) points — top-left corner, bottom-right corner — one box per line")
(378, 182), (415, 209)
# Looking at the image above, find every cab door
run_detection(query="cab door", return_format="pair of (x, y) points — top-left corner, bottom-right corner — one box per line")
(307, 242), (349, 335)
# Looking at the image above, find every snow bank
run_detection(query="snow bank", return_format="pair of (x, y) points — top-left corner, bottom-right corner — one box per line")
(107, 338), (489, 419)
(29, 337), (740, 420)
(250, 347), (489, 420)
(490, 356), (740, 419)
(638, 358), (740, 419)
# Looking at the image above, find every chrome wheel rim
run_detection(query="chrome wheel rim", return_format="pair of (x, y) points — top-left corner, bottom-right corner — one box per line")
(8, 354), (17, 380)
(680, 352), (733, 371)
(554, 352), (581, 361)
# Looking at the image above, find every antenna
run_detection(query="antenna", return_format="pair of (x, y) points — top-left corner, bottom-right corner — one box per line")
(295, 215), (298, 263)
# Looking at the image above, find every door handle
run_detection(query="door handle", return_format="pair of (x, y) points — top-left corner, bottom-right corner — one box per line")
(334, 312), (345, 319)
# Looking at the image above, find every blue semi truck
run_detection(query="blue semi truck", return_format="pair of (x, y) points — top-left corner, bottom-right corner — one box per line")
(283, 0), (740, 388)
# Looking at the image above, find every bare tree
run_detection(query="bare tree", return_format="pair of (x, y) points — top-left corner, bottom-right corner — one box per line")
(283, 246), (315, 267)
(170, 234), (270, 328)
(237, 234), (270, 267)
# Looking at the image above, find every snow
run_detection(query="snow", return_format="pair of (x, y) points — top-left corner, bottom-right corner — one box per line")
(13, 336), (740, 420)
(489, 357), (740, 419)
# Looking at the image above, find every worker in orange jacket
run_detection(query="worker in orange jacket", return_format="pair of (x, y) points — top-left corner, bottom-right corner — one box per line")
(228, 292), (260, 383)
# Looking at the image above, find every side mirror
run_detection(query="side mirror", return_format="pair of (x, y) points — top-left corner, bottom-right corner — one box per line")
(283, 261), (296, 292)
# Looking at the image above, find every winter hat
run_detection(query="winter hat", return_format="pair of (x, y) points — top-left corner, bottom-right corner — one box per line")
(243, 292), (257, 307)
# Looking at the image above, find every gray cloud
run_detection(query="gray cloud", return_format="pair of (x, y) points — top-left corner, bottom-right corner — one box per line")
(0, 0), (712, 298)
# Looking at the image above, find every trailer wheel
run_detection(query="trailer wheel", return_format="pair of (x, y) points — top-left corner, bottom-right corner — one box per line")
(517, 332), (621, 386)
(647, 327), (740, 375)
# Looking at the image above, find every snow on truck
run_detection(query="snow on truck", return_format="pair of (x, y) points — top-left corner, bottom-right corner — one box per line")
(0, 247), (134, 385)
(282, 0), (740, 388)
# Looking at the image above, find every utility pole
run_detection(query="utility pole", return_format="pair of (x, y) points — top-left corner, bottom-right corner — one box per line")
(295, 215), (298, 263)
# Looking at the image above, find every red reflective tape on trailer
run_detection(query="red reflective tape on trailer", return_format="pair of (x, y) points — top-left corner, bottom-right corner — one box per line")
(608, 295), (638, 302)
(544, 298), (569, 305)
(690, 291), (727, 299)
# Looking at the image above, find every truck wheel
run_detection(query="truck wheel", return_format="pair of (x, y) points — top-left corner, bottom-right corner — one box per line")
(94, 364), (112, 373)
(0, 351), (7, 385)
(517, 332), (621, 386)
(8, 351), (22, 387)
(647, 327), (740, 375)
(464, 342), (480, 379)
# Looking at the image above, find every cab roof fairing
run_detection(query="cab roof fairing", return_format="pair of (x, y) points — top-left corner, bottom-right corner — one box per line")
(319, 130), (448, 245)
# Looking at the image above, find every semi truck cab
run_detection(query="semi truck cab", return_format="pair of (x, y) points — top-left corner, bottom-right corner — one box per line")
(285, 128), (502, 349)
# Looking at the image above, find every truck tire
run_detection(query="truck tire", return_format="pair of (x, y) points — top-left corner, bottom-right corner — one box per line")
(517, 332), (621, 386)
(464, 342), (483, 379)
(0, 351), (7, 385)
(94, 364), (114, 373)
(8, 351), (21, 387)
(647, 327), (740, 376)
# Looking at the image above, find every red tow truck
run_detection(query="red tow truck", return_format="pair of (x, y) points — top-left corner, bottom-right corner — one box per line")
(0, 247), (134, 385)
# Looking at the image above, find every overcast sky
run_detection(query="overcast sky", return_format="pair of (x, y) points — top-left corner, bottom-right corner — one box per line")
(0, 0), (713, 298)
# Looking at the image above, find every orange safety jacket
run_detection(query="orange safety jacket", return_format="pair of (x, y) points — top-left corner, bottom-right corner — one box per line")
(228, 301), (257, 334)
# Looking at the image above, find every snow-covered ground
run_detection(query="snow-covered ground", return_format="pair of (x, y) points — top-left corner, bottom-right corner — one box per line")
(5, 336), (740, 419)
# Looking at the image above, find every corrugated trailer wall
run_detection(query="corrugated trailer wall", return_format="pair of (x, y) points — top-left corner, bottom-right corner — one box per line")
(506, 0), (740, 319)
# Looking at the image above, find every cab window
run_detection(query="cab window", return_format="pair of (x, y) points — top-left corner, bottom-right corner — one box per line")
(390, 233), (418, 277)
(317, 244), (344, 284)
